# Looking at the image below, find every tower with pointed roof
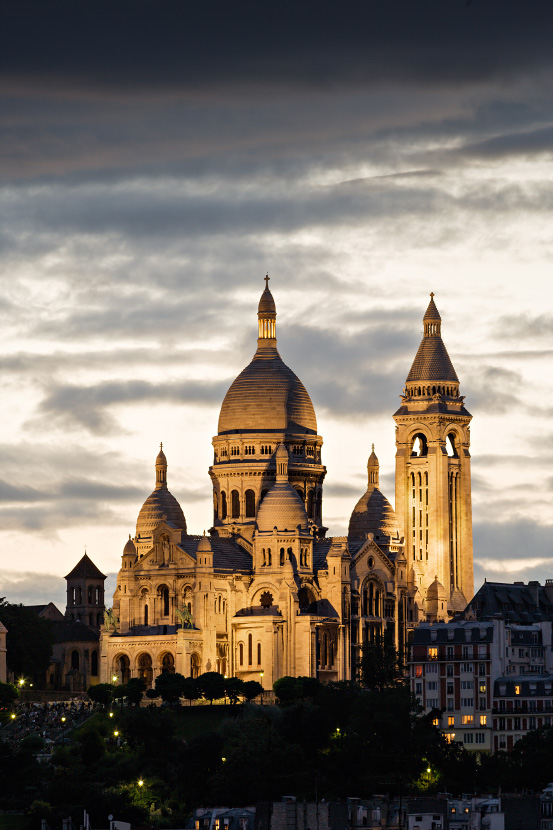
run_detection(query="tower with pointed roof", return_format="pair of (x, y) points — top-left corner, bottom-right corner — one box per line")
(65, 552), (107, 630)
(209, 278), (326, 541)
(394, 295), (473, 617)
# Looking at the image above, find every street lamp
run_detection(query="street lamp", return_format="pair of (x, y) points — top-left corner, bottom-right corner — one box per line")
(61, 716), (66, 747)
(259, 670), (264, 705)
(138, 779), (144, 787)
(112, 675), (118, 683)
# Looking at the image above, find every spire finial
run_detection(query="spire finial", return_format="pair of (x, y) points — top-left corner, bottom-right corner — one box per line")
(264, 273), (270, 288)
(371, 443), (374, 452)
(430, 292), (434, 300)
(160, 441), (163, 450)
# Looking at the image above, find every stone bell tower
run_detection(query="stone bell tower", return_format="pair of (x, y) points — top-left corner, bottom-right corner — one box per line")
(393, 295), (473, 615)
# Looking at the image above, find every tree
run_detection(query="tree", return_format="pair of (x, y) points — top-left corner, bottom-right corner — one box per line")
(242, 680), (263, 702)
(197, 671), (225, 704)
(115, 677), (146, 706)
(0, 681), (19, 707)
(87, 682), (115, 707)
(273, 675), (300, 703)
(359, 634), (404, 690)
(155, 671), (187, 704)
(224, 676), (244, 704)
(0, 599), (53, 686)
(181, 676), (201, 705)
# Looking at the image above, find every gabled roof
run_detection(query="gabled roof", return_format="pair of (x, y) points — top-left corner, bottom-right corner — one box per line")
(177, 535), (253, 572)
(64, 553), (106, 581)
(51, 620), (100, 643)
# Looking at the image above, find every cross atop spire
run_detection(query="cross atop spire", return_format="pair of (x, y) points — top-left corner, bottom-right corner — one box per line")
(264, 273), (270, 288)
(430, 292), (434, 301)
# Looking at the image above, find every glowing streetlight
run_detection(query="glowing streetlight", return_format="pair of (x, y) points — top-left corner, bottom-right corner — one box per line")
(18, 678), (25, 687)
(109, 711), (114, 718)
(113, 730), (119, 737)
(61, 716), (66, 747)
(112, 675), (118, 683)
(10, 713), (16, 720)
(138, 779), (144, 787)
(221, 757), (227, 763)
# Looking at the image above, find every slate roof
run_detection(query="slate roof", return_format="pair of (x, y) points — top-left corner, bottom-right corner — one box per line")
(464, 581), (553, 622)
(64, 553), (106, 581)
(494, 675), (553, 696)
(412, 622), (494, 644)
(178, 535), (253, 572)
(406, 336), (459, 383)
(51, 620), (99, 644)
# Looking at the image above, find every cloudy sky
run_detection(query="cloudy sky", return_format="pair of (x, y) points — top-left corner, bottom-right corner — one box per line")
(1, 0), (552, 610)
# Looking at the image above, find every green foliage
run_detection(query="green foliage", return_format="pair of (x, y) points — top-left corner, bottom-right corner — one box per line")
(359, 634), (404, 690)
(224, 676), (244, 704)
(0, 600), (54, 686)
(242, 679), (263, 701)
(0, 681), (19, 707)
(155, 671), (187, 703)
(181, 676), (201, 704)
(197, 671), (226, 704)
(273, 675), (322, 703)
(87, 682), (115, 707)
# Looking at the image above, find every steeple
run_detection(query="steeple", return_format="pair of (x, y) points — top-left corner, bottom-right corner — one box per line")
(257, 274), (277, 347)
(155, 443), (167, 490)
(367, 444), (379, 487)
(404, 293), (459, 394)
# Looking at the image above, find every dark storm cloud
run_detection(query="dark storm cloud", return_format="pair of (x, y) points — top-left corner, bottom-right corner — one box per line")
(457, 123), (553, 161)
(4, 1), (553, 89)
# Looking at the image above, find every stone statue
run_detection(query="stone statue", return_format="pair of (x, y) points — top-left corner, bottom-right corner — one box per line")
(175, 605), (194, 630)
(103, 607), (119, 632)
(162, 537), (170, 565)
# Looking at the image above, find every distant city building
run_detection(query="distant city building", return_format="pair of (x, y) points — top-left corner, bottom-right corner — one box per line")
(410, 602), (553, 753)
(99, 281), (474, 687)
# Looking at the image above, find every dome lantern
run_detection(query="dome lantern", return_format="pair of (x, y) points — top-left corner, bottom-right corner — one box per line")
(155, 443), (167, 490)
(367, 444), (379, 487)
(258, 274), (277, 344)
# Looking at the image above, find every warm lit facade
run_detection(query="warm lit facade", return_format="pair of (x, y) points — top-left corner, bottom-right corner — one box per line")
(100, 282), (474, 688)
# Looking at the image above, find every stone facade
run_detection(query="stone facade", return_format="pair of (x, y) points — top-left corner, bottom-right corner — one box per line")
(100, 283), (474, 687)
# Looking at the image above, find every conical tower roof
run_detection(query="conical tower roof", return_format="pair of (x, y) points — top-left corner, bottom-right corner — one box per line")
(406, 294), (458, 383)
(65, 553), (106, 581)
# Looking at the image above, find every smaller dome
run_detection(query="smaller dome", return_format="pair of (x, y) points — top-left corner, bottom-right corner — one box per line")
(258, 285), (276, 314)
(197, 532), (212, 553)
(156, 444), (167, 465)
(423, 293), (441, 321)
(123, 535), (136, 557)
(256, 482), (309, 533)
(348, 488), (399, 541)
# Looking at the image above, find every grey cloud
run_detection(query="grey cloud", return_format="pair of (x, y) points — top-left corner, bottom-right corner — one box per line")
(473, 518), (553, 586)
(458, 124), (553, 161)
(35, 378), (230, 434)
(494, 313), (553, 341)
(0, 481), (46, 503)
(0, 570), (118, 609)
(325, 482), (365, 499)
(463, 365), (524, 414)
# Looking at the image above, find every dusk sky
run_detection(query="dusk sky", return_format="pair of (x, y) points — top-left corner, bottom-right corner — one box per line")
(1, 0), (552, 610)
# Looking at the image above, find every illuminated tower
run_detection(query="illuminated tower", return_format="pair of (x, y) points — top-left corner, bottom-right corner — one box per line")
(393, 295), (473, 614)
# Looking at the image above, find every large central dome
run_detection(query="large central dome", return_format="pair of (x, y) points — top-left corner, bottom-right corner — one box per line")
(217, 283), (317, 435)
(218, 349), (317, 435)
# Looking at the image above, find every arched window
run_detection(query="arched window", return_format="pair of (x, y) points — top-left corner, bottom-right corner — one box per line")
(369, 582), (374, 616)
(71, 650), (80, 671)
(375, 589), (380, 617)
(248, 633), (253, 665)
(262, 548), (266, 566)
(231, 490), (240, 519)
(411, 433), (428, 457)
(88, 586), (93, 604)
(144, 604), (149, 625)
(267, 548), (272, 566)
(306, 490), (314, 519)
(91, 650), (98, 676)
(161, 653), (175, 674)
(118, 654), (130, 683)
(96, 612), (102, 626)
(214, 494), (218, 521)
(77, 587), (82, 604)
(161, 587), (170, 616)
(446, 432), (458, 457)
(89, 613), (93, 626)
(190, 653), (200, 678)
(239, 643), (244, 666)
(138, 653), (153, 686)
(280, 547), (285, 566)
(257, 642), (262, 665)
(245, 489), (256, 518)
(221, 491), (227, 520)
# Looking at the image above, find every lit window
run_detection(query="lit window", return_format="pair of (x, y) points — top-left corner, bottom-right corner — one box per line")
(448, 716), (455, 727)
(480, 715), (487, 726)
(461, 715), (473, 725)
(515, 685), (521, 695)
(432, 718), (439, 726)
(445, 733), (456, 743)
(416, 665), (423, 677)
(428, 647), (438, 660)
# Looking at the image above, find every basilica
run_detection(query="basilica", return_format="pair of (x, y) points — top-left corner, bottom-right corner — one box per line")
(100, 281), (474, 689)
